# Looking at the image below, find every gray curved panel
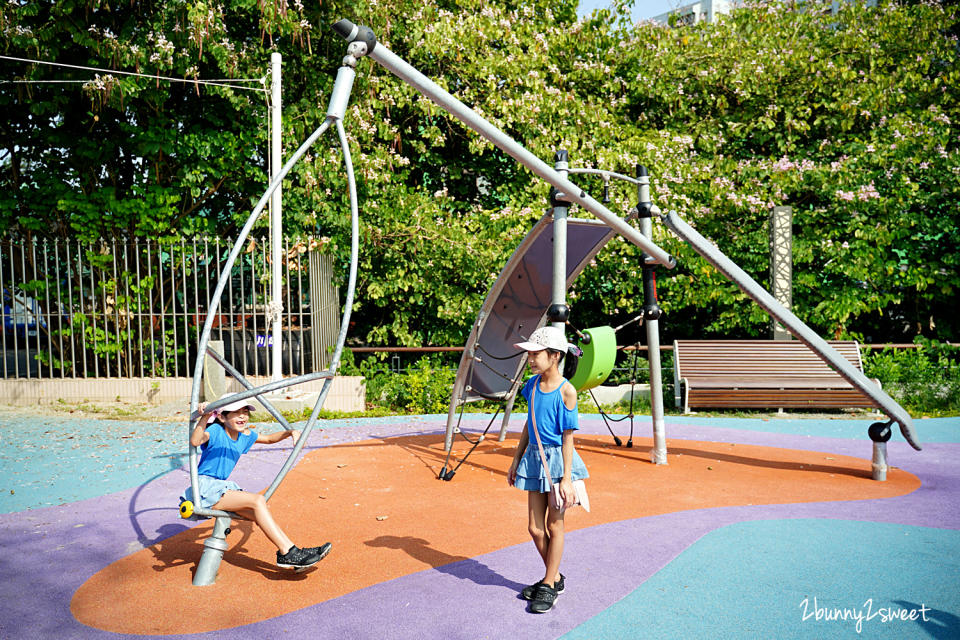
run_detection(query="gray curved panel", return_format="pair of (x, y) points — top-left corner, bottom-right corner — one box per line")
(448, 214), (615, 412)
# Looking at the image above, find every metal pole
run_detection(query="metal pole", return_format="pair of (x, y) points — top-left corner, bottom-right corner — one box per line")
(551, 150), (569, 333)
(270, 52), (283, 384)
(192, 516), (231, 587)
(331, 20), (675, 270)
(872, 442), (888, 482)
(663, 211), (920, 451)
(869, 421), (892, 481)
(637, 167), (667, 465)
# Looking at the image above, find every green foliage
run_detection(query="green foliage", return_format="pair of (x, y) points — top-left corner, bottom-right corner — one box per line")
(352, 353), (456, 414)
(863, 340), (960, 415)
(572, 0), (960, 344)
(578, 392), (652, 416)
(2, 0), (958, 351)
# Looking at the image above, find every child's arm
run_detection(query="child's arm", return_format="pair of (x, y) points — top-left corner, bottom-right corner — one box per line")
(507, 422), (530, 486)
(255, 429), (302, 445)
(558, 383), (578, 505)
(560, 429), (575, 483)
(558, 429), (576, 506)
(189, 406), (216, 447)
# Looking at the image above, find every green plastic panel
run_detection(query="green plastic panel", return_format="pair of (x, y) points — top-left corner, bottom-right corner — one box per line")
(569, 326), (617, 391)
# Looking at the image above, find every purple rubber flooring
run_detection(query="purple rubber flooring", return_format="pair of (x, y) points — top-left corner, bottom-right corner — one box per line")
(0, 415), (957, 639)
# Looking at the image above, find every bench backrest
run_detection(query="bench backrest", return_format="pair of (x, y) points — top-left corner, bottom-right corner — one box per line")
(673, 340), (864, 380)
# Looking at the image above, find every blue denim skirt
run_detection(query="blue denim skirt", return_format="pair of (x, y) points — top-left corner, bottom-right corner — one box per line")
(179, 475), (242, 511)
(514, 444), (589, 493)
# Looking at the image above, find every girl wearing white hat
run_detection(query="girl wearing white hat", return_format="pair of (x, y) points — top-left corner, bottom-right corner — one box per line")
(507, 326), (589, 613)
(179, 399), (331, 569)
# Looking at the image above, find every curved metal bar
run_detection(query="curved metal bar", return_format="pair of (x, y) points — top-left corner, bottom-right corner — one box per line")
(187, 116), (334, 517)
(201, 371), (334, 415)
(189, 372), (334, 519)
(203, 346), (300, 430)
(261, 118), (361, 501)
(566, 167), (642, 186)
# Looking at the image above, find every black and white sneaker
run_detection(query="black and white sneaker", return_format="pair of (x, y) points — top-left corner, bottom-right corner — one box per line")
(302, 542), (332, 562)
(529, 583), (559, 613)
(276, 545), (322, 569)
(521, 574), (564, 601)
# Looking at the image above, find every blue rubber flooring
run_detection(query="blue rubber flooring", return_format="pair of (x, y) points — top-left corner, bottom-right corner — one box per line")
(563, 519), (960, 639)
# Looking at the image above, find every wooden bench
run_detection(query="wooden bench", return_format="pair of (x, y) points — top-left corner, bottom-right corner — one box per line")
(672, 340), (881, 412)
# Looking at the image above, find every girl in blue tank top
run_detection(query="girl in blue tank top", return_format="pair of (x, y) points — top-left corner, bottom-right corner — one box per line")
(179, 398), (331, 570)
(507, 326), (589, 614)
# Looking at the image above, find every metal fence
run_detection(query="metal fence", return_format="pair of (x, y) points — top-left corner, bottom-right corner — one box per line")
(0, 236), (339, 379)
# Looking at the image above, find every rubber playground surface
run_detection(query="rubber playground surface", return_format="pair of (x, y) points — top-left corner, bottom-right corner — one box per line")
(1, 411), (959, 639)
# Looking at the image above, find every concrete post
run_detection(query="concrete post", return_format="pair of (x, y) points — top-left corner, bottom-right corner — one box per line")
(203, 340), (226, 402)
(770, 206), (793, 340)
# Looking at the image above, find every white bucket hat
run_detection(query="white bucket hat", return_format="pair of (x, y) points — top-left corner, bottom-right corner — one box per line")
(514, 326), (573, 353)
(217, 398), (257, 414)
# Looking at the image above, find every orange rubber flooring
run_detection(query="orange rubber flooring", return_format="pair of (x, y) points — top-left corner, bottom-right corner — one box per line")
(71, 433), (918, 635)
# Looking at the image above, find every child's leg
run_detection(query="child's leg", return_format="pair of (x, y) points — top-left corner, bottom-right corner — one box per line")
(212, 490), (295, 554)
(527, 491), (563, 585)
(527, 490), (549, 560)
(541, 503), (566, 586)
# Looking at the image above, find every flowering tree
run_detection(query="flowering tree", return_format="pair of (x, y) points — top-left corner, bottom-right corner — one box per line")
(1, 0), (957, 346)
(572, 0), (959, 343)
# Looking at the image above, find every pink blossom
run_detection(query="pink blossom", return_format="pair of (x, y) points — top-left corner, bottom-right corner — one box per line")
(857, 183), (880, 200)
(771, 156), (795, 171)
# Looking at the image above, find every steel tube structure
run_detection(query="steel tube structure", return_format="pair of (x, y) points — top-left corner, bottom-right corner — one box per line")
(188, 49), (364, 524)
(331, 19), (919, 455)
(186, 115), (334, 520)
(185, 45), (366, 585)
(332, 20), (676, 270)
(637, 171), (668, 464)
(663, 211), (920, 451)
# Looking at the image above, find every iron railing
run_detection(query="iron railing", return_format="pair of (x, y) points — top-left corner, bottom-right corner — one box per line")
(0, 236), (339, 379)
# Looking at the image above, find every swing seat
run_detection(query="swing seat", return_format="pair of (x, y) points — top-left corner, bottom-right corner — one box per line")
(569, 326), (616, 391)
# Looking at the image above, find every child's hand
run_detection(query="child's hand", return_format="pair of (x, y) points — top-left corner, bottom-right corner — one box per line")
(507, 460), (518, 487)
(191, 403), (217, 421)
(290, 429), (302, 444)
(558, 478), (575, 508)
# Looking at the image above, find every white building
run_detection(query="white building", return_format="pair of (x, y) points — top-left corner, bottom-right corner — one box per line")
(649, 0), (732, 26)
(649, 0), (876, 26)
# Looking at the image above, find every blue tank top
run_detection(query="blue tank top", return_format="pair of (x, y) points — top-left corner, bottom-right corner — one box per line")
(197, 423), (258, 480)
(520, 375), (578, 447)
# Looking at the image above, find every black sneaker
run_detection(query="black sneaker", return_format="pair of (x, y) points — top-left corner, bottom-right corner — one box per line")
(276, 545), (322, 569)
(521, 574), (564, 601)
(529, 583), (558, 613)
(302, 542), (332, 562)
